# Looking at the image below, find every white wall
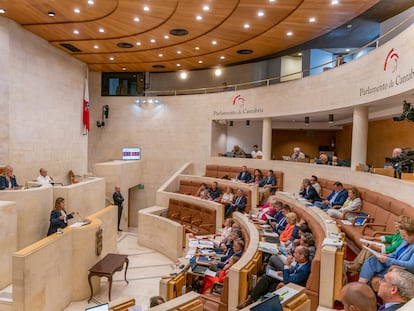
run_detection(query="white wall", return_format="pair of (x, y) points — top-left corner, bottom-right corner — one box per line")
(0, 17), (87, 183)
(280, 55), (302, 82)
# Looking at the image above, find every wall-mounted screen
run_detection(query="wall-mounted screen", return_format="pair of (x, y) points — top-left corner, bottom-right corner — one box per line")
(122, 147), (141, 160)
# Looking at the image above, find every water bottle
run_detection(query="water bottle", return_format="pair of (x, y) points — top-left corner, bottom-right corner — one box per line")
(182, 284), (186, 295)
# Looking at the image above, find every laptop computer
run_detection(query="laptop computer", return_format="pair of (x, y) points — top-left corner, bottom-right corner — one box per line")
(250, 294), (283, 311)
(189, 256), (209, 275)
(85, 303), (109, 311)
(282, 155), (291, 161)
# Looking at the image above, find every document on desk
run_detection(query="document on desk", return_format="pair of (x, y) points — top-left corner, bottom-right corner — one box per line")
(259, 241), (279, 254)
(198, 240), (214, 249)
(188, 239), (199, 248)
(263, 231), (279, 238)
(204, 269), (217, 277)
(69, 221), (89, 227)
(274, 286), (299, 304)
(128, 305), (142, 311)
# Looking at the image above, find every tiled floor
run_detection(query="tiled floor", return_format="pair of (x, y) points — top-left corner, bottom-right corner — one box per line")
(64, 228), (175, 311)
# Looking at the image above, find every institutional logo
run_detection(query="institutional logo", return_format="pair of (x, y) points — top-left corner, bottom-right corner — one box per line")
(232, 94), (246, 108)
(384, 48), (399, 73)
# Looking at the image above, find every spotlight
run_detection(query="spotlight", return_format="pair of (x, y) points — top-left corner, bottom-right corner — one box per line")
(246, 120), (250, 127)
(329, 114), (334, 123)
(229, 121), (233, 127)
(304, 116), (309, 125)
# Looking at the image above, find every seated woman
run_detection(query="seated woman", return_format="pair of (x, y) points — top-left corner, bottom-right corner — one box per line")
(279, 212), (298, 244)
(219, 186), (234, 205)
(248, 169), (263, 184)
(358, 221), (414, 285)
(347, 215), (412, 274)
(327, 187), (362, 219)
(213, 218), (235, 248)
(0, 165), (19, 190)
(46, 197), (75, 236)
(201, 254), (241, 294)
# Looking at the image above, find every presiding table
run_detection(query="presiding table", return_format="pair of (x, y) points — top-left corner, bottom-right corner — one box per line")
(88, 253), (129, 302)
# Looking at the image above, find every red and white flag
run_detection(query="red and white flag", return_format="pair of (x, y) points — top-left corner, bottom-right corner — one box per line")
(83, 78), (90, 132)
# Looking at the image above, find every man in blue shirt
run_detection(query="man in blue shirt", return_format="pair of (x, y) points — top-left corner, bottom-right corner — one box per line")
(313, 181), (348, 211)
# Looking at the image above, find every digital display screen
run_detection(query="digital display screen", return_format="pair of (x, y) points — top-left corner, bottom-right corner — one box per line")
(122, 147), (141, 160)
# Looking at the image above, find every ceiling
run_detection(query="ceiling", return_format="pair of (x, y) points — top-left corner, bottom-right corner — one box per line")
(0, 0), (395, 73)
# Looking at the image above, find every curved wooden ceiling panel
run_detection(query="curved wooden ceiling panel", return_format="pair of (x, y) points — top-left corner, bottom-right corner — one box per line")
(0, 0), (380, 72)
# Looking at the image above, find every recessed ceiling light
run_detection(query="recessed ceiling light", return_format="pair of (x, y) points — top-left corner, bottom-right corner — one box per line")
(257, 11), (264, 17)
(331, 0), (339, 5)
(74, 8), (80, 14)
(136, 42), (141, 46)
(286, 31), (293, 36)
(109, 57), (114, 61)
(220, 56), (225, 59)
(180, 72), (188, 79)
(88, 0), (94, 4)
(73, 30), (79, 34)
(143, 5), (150, 11)
(48, 11), (55, 17)
(309, 17), (316, 23)
(195, 47), (200, 50)
(237, 49), (253, 54)
(0, 8), (6, 14)
(196, 15), (202, 21)
(176, 64), (181, 67)
(212, 40), (217, 45)
(150, 39), (156, 43)
(93, 45), (99, 49)
(298, 52), (302, 56)
(269, 0), (276, 2)
(215, 69), (222, 76)
(198, 60), (203, 64)
(117, 42), (134, 48)
(243, 24), (250, 29)
(203, 5), (210, 11)
(170, 29), (188, 36)
(134, 17), (140, 22)
(164, 35), (169, 39)
(177, 50), (182, 54)
(158, 53), (163, 57)
(99, 28), (105, 33)
(122, 67), (127, 71)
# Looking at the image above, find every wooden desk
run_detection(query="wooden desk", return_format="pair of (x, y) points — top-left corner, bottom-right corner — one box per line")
(88, 253), (129, 302)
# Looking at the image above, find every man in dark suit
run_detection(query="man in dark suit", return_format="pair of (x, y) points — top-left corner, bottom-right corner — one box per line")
(377, 268), (414, 311)
(313, 181), (348, 210)
(237, 246), (311, 309)
(113, 185), (124, 232)
(225, 189), (247, 217)
(340, 282), (377, 311)
(237, 165), (251, 183)
(259, 169), (277, 194)
(299, 178), (321, 203)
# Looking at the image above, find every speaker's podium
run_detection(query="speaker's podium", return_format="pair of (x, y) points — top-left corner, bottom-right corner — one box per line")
(240, 283), (310, 311)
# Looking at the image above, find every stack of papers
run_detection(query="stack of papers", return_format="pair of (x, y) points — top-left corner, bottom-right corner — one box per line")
(259, 241), (279, 254)
(198, 240), (214, 249)
(263, 231), (279, 238)
(363, 245), (381, 257)
(185, 248), (196, 259)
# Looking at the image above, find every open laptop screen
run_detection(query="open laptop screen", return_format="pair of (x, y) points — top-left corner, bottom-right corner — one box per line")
(250, 295), (282, 311)
(85, 303), (109, 311)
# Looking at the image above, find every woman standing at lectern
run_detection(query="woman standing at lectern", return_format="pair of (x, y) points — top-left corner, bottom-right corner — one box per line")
(47, 197), (74, 236)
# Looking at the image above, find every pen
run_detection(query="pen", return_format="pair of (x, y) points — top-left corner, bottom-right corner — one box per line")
(279, 290), (289, 299)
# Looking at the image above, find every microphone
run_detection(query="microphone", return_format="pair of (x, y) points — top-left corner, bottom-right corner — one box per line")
(77, 212), (91, 225)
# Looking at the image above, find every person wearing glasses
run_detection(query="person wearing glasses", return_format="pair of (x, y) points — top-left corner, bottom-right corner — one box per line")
(377, 268), (414, 310)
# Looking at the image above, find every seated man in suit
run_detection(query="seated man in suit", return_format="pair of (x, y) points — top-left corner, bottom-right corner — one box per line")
(377, 267), (414, 311)
(225, 189), (247, 218)
(315, 153), (330, 165)
(258, 169), (277, 203)
(237, 246), (311, 309)
(299, 178), (321, 203)
(237, 165), (251, 183)
(313, 181), (348, 211)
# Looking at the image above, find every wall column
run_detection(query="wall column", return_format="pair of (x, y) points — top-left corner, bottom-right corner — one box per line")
(262, 118), (272, 160)
(350, 106), (368, 170)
